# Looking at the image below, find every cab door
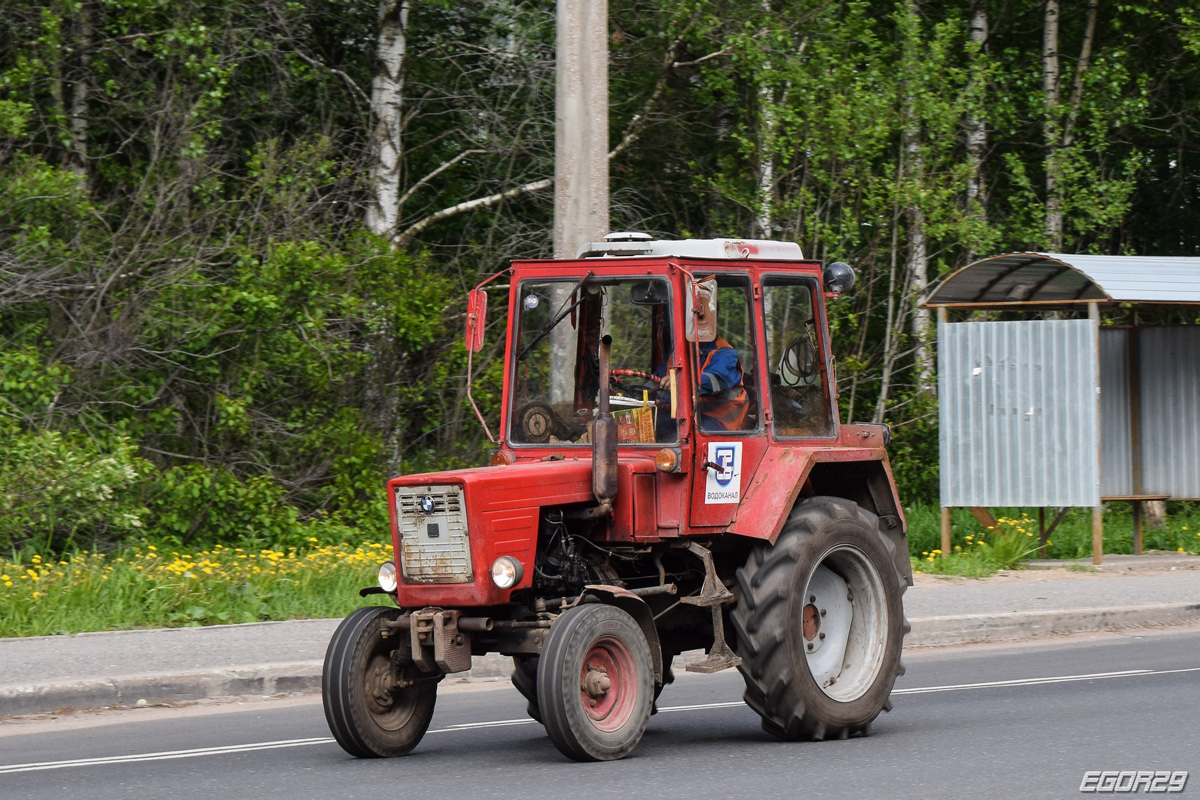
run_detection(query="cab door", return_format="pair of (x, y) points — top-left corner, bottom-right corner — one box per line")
(687, 273), (768, 528)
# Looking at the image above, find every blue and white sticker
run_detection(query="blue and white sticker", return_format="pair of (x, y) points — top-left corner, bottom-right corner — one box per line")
(704, 441), (742, 504)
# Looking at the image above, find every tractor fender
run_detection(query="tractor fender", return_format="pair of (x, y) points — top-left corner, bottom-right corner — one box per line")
(579, 585), (664, 685)
(730, 448), (904, 544)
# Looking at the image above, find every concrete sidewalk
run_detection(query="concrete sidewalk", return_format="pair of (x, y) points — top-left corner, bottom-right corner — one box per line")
(2, 563), (1198, 718)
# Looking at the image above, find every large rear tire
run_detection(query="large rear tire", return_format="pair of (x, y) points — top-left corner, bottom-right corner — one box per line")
(537, 603), (653, 761)
(731, 496), (907, 741)
(322, 606), (438, 757)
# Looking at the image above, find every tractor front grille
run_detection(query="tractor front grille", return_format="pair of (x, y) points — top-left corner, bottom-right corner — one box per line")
(394, 485), (472, 584)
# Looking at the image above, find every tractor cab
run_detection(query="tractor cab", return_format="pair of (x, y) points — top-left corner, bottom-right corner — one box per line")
(469, 234), (855, 538)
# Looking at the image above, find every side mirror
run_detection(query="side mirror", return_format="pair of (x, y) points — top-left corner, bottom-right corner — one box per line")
(465, 289), (487, 352)
(685, 277), (717, 343)
(823, 261), (855, 294)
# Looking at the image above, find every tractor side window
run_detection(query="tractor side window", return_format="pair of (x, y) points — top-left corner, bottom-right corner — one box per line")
(762, 278), (834, 438)
(693, 275), (759, 433)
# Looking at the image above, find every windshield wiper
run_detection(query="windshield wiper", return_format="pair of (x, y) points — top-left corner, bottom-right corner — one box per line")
(516, 272), (592, 361)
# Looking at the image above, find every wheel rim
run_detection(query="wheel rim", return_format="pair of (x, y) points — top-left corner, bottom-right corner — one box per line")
(578, 635), (637, 732)
(364, 652), (420, 732)
(800, 544), (888, 703)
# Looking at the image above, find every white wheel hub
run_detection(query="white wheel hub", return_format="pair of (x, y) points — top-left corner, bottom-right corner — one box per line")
(800, 545), (889, 703)
(801, 565), (852, 687)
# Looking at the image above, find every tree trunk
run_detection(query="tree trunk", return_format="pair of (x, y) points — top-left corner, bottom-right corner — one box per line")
(874, 158), (905, 424)
(366, 0), (409, 239)
(66, 2), (92, 182)
(756, 85), (775, 239)
(965, 0), (988, 253)
(901, 0), (933, 394)
(1146, 499), (1167, 529)
(906, 129), (931, 393)
(1043, 0), (1063, 250)
(1062, 0), (1100, 150)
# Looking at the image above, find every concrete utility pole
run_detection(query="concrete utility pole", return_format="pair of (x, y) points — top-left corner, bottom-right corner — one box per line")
(550, 0), (608, 403)
(553, 0), (609, 258)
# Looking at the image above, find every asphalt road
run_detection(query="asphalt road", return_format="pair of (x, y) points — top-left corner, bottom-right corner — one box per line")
(1, 628), (1197, 800)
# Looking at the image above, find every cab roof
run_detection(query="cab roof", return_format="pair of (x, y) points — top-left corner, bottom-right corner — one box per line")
(575, 233), (804, 261)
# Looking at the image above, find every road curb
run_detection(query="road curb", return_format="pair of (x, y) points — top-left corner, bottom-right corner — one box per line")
(4, 604), (1199, 718)
(0, 662), (326, 718)
(906, 602), (1200, 647)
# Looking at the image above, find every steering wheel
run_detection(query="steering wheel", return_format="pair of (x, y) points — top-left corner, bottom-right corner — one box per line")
(516, 402), (558, 443)
(609, 368), (657, 397)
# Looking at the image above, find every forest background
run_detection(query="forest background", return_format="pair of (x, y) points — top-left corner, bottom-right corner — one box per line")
(2, 0), (1199, 561)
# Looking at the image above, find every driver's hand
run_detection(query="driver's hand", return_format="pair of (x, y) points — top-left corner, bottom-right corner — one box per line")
(652, 373), (670, 388)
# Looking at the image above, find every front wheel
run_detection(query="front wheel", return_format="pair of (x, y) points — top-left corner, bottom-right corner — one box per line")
(537, 603), (654, 761)
(322, 606), (438, 757)
(511, 655), (543, 724)
(732, 497), (907, 740)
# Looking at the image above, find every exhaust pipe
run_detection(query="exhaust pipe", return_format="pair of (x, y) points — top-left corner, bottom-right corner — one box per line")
(591, 334), (618, 515)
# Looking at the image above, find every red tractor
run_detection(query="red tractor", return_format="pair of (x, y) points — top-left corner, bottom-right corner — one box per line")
(322, 234), (910, 762)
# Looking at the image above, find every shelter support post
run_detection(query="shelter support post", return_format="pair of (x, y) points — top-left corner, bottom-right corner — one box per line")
(940, 507), (951, 557)
(1091, 302), (1102, 566)
(1132, 501), (1143, 555)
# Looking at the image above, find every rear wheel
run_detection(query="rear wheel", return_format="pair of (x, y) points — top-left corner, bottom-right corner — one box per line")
(537, 603), (653, 761)
(322, 606), (438, 757)
(731, 497), (906, 740)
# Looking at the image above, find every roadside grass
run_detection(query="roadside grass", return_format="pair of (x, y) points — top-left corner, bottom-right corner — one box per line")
(0, 541), (391, 638)
(4, 503), (1199, 637)
(905, 502), (1200, 578)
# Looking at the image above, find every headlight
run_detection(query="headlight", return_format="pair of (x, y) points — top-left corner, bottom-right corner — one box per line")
(490, 556), (524, 589)
(377, 560), (398, 593)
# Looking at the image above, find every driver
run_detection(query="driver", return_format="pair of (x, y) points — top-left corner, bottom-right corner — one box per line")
(654, 337), (750, 431)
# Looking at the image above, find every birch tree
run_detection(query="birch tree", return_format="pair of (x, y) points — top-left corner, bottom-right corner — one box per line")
(365, 0), (409, 239)
(964, 0), (989, 250)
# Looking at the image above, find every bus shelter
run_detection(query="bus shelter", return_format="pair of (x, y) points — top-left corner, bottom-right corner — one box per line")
(924, 253), (1200, 564)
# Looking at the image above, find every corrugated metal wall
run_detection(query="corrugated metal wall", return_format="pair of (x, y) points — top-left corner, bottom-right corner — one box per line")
(939, 320), (1100, 507)
(1097, 327), (1200, 500)
(1099, 329), (1133, 497)
(1136, 327), (1200, 499)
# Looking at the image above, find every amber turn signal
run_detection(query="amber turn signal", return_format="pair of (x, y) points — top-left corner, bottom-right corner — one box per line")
(489, 449), (515, 466)
(654, 448), (681, 473)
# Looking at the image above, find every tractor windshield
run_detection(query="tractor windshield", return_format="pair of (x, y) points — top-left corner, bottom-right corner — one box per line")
(510, 278), (675, 446)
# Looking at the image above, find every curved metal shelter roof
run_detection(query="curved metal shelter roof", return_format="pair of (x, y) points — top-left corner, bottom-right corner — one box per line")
(925, 252), (1200, 307)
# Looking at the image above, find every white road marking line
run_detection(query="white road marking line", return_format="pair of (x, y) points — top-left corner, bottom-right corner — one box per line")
(893, 666), (1200, 695)
(438, 718), (537, 730)
(893, 669), (1151, 694)
(2, 665), (1196, 774)
(655, 701), (745, 713)
(0, 738), (333, 774)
